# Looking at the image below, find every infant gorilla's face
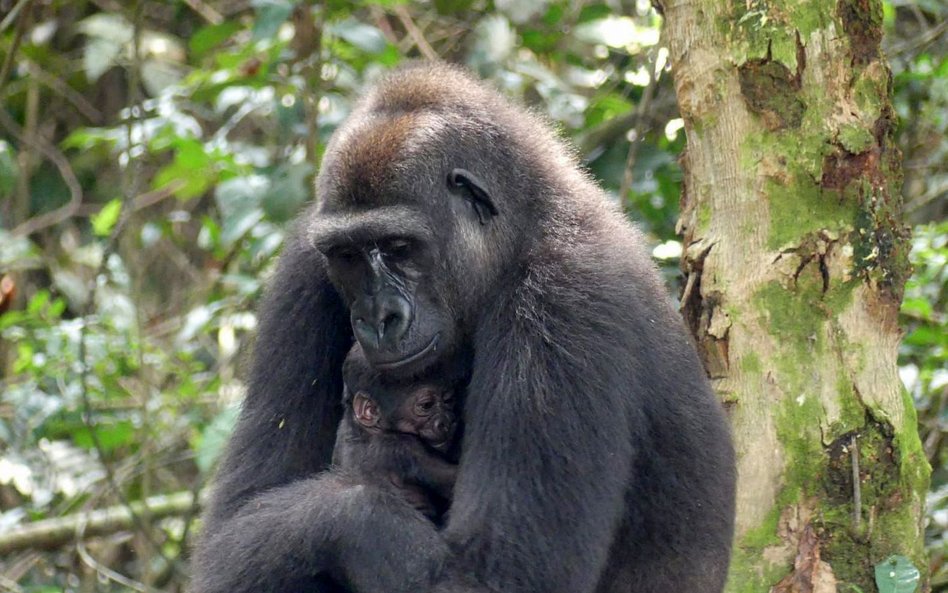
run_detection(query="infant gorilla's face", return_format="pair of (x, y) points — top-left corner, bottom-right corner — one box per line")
(351, 383), (456, 451)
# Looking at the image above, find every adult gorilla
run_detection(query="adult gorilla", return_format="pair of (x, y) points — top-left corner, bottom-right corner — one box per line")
(191, 62), (735, 593)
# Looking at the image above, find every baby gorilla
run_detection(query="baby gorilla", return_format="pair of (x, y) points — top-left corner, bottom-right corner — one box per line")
(332, 344), (461, 520)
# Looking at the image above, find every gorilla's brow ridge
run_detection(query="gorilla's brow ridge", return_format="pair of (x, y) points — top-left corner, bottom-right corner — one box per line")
(307, 206), (434, 251)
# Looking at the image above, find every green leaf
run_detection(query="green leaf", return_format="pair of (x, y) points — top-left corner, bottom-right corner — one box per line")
(91, 199), (123, 237)
(252, 0), (295, 41)
(0, 140), (19, 196)
(154, 139), (215, 199)
(73, 420), (136, 453)
(195, 405), (240, 474)
(262, 162), (313, 222)
(329, 18), (389, 54)
(78, 14), (133, 81)
(577, 3), (611, 23)
(190, 21), (242, 58)
(874, 555), (920, 593)
(433, 0), (472, 13)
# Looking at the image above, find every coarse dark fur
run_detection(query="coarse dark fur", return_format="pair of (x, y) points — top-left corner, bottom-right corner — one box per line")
(190, 62), (736, 593)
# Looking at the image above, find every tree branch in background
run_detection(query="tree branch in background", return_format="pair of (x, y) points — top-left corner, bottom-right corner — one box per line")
(0, 0), (31, 94)
(23, 61), (103, 124)
(182, 0), (224, 25)
(292, 3), (324, 168)
(1, 108), (84, 238)
(72, 2), (184, 583)
(393, 6), (437, 60)
(0, 492), (198, 555)
(617, 49), (661, 203)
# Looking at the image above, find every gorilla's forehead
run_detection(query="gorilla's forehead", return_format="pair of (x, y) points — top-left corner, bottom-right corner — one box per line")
(322, 111), (451, 209)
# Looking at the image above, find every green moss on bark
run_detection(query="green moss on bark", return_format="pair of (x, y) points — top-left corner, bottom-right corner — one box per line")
(749, 274), (924, 590)
(727, 509), (787, 593)
(765, 181), (854, 250)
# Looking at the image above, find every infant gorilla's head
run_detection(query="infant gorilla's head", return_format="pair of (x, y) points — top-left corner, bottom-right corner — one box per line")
(342, 344), (457, 452)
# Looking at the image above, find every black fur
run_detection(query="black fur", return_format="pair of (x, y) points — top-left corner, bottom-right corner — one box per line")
(191, 62), (735, 593)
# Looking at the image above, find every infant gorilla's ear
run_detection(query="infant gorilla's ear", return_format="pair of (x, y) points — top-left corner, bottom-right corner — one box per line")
(352, 392), (380, 427)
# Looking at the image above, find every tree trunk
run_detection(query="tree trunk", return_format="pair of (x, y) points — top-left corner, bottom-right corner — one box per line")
(661, 0), (929, 591)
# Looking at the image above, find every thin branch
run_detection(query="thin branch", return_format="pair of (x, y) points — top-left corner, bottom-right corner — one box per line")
(0, 492), (198, 554)
(393, 5), (438, 60)
(0, 0), (30, 95)
(850, 434), (862, 531)
(889, 19), (948, 56)
(73, 183), (181, 217)
(73, 2), (185, 582)
(618, 50), (662, 202)
(0, 0), (29, 32)
(0, 575), (24, 593)
(291, 3), (324, 169)
(181, 0), (224, 25)
(77, 538), (148, 592)
(23, 61), (103, 123)
(1, 109), (84, 237)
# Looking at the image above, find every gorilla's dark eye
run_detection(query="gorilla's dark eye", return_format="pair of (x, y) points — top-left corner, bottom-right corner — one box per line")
(383, 238), (413, 260)
(326, 246), (361, 263)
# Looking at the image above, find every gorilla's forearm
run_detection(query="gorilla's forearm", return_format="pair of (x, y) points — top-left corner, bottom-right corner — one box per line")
(432, 302), (635, 593)
(191, 474), (448, 593)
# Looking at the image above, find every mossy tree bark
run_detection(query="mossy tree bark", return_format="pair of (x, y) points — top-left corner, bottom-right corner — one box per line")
(660, 0), (929, 591)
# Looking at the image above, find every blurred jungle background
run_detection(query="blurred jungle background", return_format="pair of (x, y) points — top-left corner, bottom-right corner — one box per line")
(0, 0), (943, 591)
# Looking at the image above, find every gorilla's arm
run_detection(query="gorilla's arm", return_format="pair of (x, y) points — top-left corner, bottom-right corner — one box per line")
(190, 474), (449, 593)
(436, 277), (638, 593)
(197, 220), (352, 536)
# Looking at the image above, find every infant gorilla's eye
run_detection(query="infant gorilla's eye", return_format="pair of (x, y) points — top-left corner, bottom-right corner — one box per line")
(415, 398), (435, 414)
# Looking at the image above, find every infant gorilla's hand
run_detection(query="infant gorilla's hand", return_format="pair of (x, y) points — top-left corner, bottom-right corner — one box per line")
(376, 432), (457, 513)
(386, 473), (441, 520)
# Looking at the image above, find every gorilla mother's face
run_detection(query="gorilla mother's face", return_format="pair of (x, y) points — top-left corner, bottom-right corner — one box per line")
(308, 112), (499, 375)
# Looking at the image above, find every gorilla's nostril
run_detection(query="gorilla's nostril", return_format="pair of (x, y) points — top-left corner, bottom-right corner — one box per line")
(382, 313), (399, 331)
(376, 299), (411, 346)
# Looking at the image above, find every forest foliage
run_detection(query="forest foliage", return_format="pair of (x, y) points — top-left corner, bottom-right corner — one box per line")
(0, 0), (944, 590)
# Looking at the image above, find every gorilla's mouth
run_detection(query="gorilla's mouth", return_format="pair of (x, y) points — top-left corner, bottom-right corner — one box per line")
(375, 333), (440, 371)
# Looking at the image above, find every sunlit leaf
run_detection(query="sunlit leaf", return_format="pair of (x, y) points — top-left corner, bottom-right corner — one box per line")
(195, 405), (240, 474)
(252, 0), (295, 41)
(190, 21), (242, 58)
(91, 198), (123, 237)
(77, 14), (132, 81)
(72, 421), (136, 453)
(262, 162), (313, 222)
(0, 140), (19, 196)
(874, 555), (920, 593)
(328, 19), (389, 54)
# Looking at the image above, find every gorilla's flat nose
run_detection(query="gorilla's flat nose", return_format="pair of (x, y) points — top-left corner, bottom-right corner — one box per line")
(432, 417), (450, 439)
(354, 293), (411, 350)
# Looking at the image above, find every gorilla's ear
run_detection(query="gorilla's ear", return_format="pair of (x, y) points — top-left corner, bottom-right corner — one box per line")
(353, 392), (379, 427)
(448, 168), (499, 225)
